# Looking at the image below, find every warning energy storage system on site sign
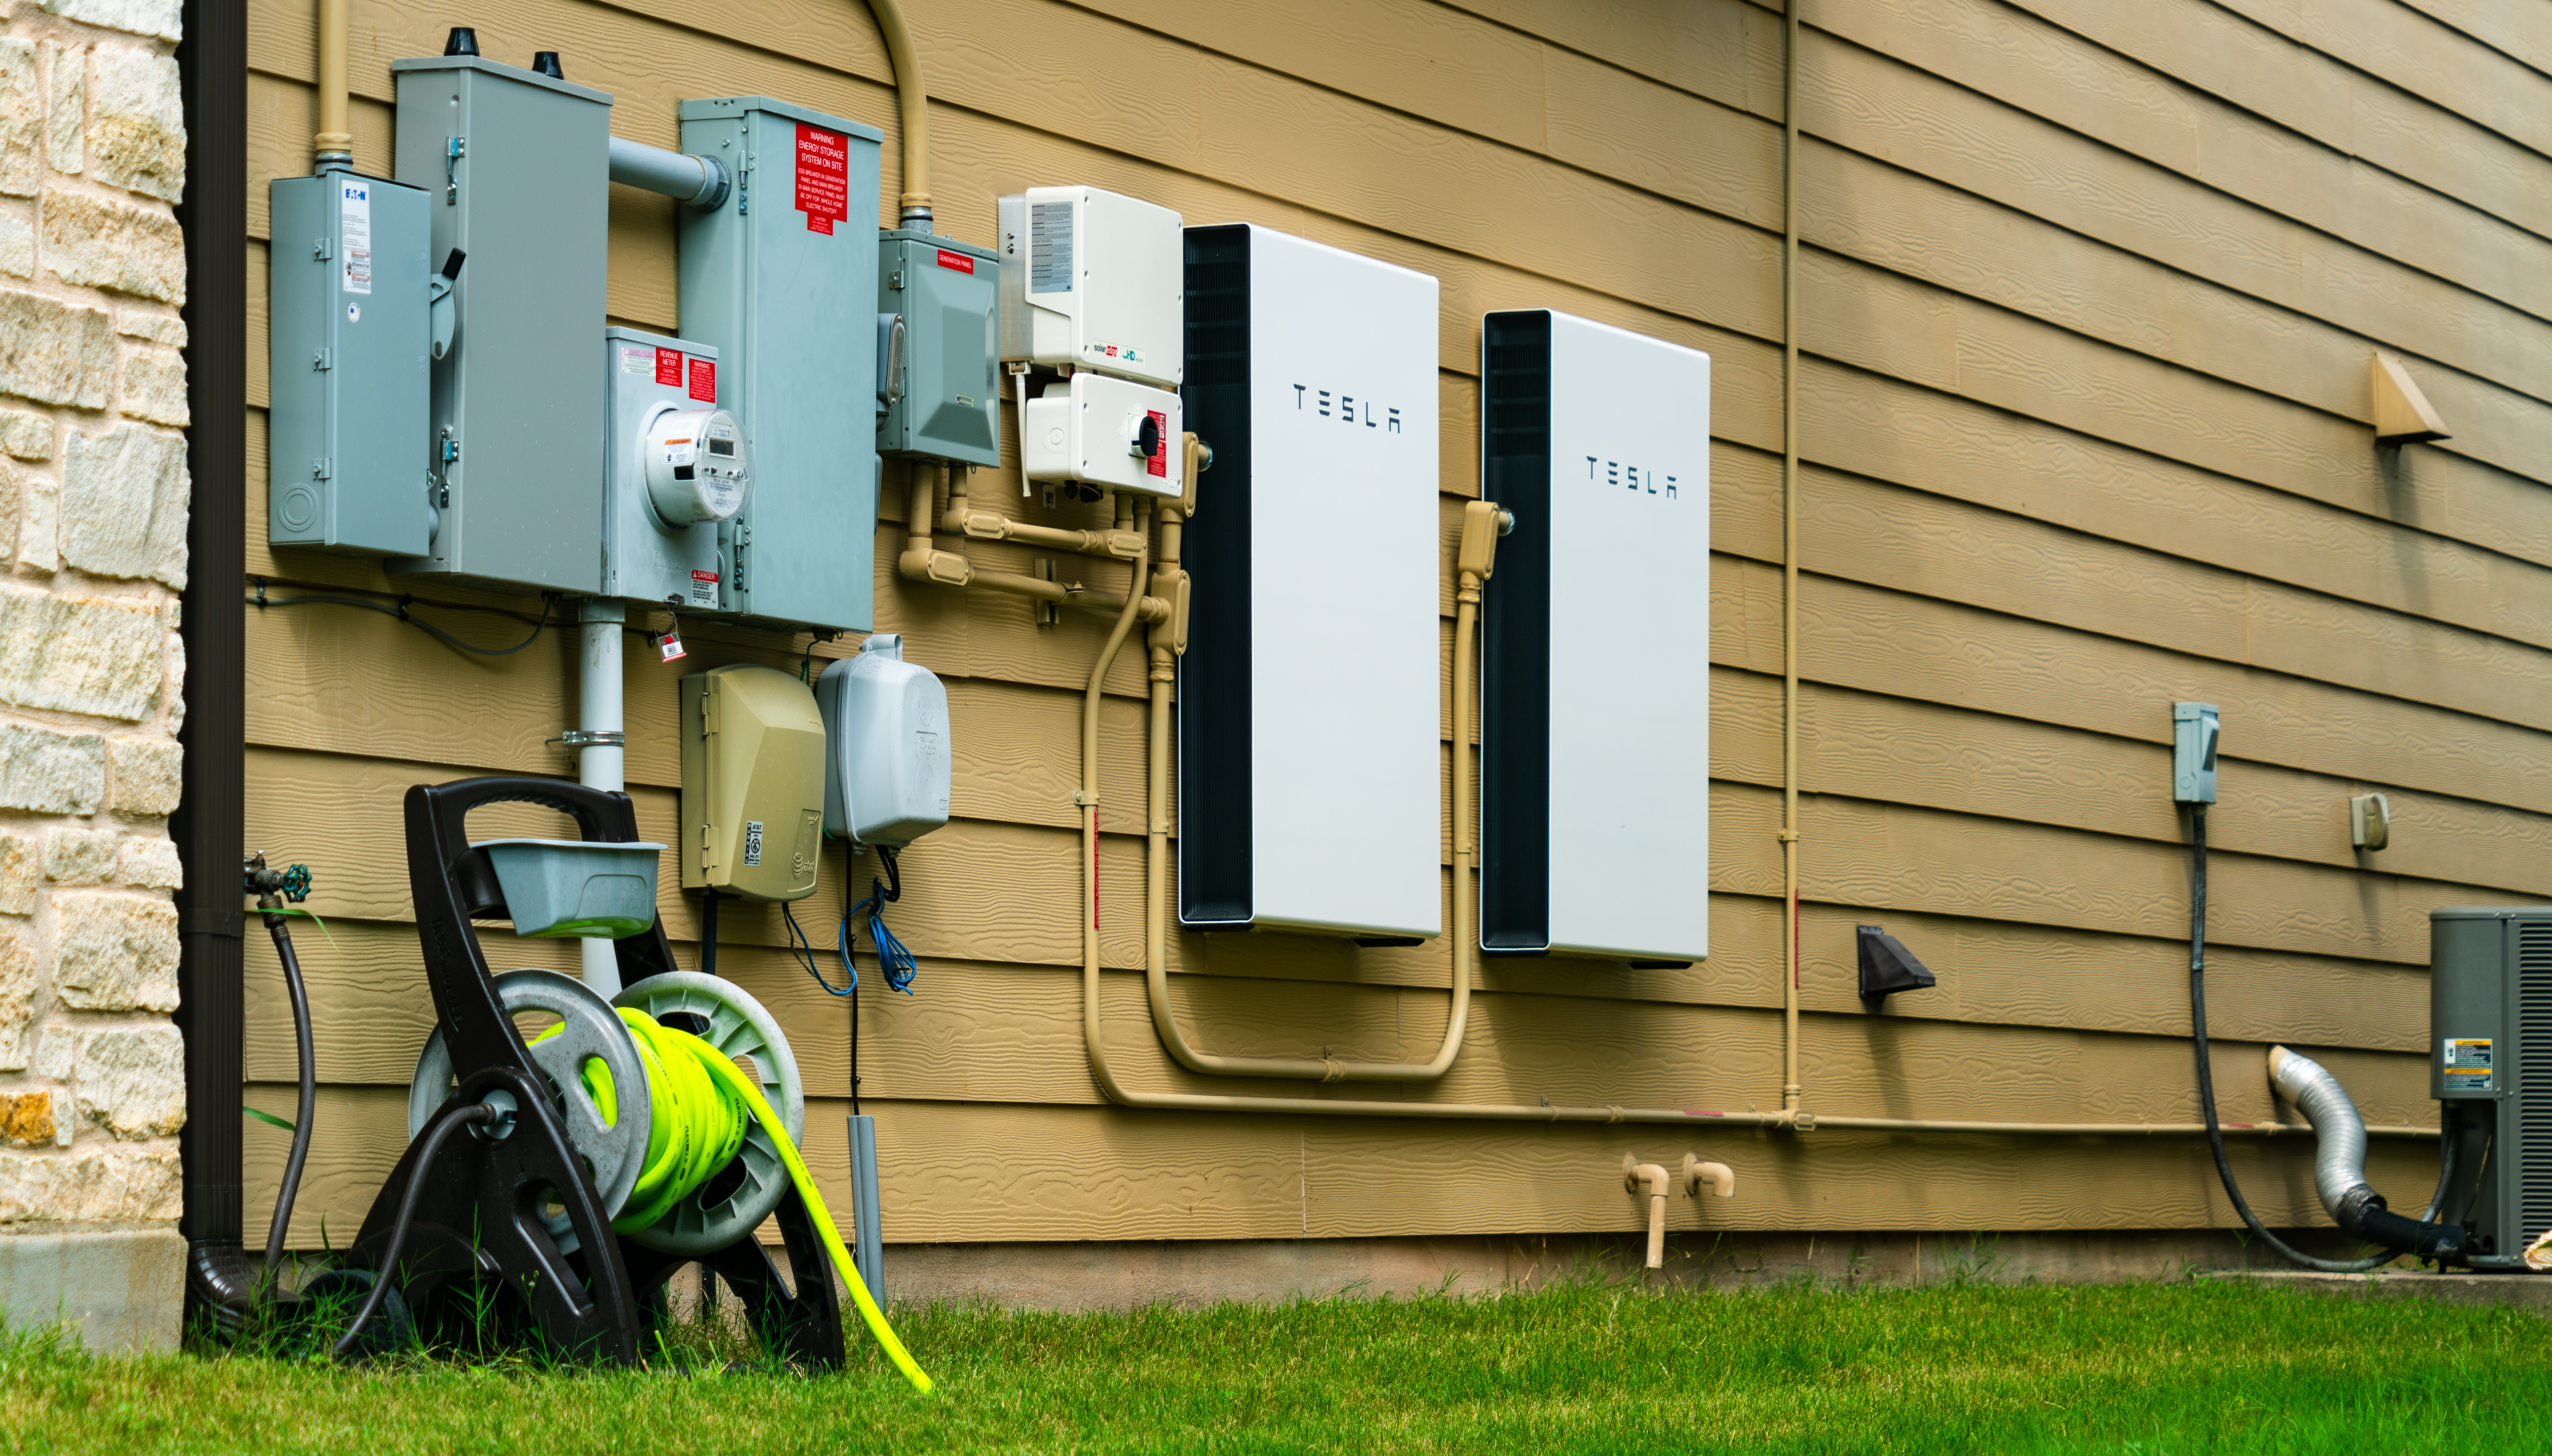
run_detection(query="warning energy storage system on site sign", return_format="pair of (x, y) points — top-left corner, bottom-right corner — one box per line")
(1478, 310), (1710, 964)
(678, 97), (884, 633)
(265, 171), (433, 556)
(1178, 223), (1440, 941)
(390, 55), (611, 594)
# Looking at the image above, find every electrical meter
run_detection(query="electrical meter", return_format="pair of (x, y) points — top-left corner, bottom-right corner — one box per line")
(644, 407), (751, 526)
(1019, 371), (1185, 499)
(816, 634), (951, 847)
(996, 186), (1183, 390)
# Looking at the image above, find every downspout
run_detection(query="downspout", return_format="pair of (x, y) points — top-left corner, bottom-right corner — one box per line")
(312, 0), (350, 172)
(1778, 0), (1805, 1127)
(175, 0), (256, 1326)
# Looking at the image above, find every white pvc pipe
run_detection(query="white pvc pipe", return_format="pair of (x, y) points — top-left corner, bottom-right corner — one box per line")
(577, 600), (626, 994)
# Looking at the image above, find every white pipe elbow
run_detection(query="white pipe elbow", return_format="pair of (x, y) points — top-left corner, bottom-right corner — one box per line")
(1624, 1160), (1671, 1270)
(1682, 1155), (1736, 1200)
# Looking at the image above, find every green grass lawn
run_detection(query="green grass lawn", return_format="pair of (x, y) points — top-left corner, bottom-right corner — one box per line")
(2, 1278), (2546, 1454)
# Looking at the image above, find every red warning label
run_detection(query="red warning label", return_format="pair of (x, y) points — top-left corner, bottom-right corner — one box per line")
(936, 248), (975, 274)
(795, 123), (850, 236)
(689, 358), (717, 402)
(1146, 410), (1168, 478)
(655, 348), (684, 388)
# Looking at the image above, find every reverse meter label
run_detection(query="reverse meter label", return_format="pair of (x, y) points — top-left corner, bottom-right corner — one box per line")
(795, 124), (850, 236)
(2442, 1037), (2494, 1090)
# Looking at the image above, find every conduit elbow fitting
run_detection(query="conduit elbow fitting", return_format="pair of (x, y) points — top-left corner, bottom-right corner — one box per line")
(1623, 1156), (1672, 1270)
(1681, 1154), (1735, 1200)
(1458, 499), (1507, 583)
(899, 546), (971, 588)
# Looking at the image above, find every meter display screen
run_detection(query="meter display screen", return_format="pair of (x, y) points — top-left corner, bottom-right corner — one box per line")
(709, 438), (735, 457)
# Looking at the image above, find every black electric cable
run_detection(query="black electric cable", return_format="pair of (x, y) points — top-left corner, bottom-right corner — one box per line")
(259, 912), (316, 1284)
(246, 588), (554, 658)
(2187, 806), (2399, 1273)
(701, 887), (719, 980)
(333, 1101), (497, 1358)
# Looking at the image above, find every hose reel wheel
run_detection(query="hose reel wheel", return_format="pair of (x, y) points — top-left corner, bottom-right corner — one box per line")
(407, 969), (653, 1227)
(612, 970), (805, 1255)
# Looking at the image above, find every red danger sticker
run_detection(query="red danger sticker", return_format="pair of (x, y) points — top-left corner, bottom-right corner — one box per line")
(655, 348), (684, 388)
(795, 123), (850, 235)
(1146, 410), (1168, 477)
(936, 248), (975, 274)
(688, 358), (716, 401)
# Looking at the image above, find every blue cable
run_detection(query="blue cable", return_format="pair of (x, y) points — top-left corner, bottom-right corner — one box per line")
(785, 899), (853, 996)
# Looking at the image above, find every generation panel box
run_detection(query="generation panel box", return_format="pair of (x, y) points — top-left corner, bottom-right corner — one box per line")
(1179, 224), (1439, 940)
(1478, 310), (1710, 964)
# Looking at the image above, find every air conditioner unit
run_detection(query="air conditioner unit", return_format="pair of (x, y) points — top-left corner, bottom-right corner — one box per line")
(2431, 906), (2552, 1261)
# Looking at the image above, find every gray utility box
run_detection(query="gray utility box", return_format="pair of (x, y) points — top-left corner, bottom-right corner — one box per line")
(677, 97), (883, 632)
(391, 56), (611, 594)
(877, 229), (999, 467)
(266, 172), (433, 555)
(2430, 906), (2552, 1262)
(603, 328), (725, 608)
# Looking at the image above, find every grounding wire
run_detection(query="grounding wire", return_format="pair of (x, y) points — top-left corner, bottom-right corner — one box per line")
(2186, 806), (2402, 1274)
(247, 588), (555, 657)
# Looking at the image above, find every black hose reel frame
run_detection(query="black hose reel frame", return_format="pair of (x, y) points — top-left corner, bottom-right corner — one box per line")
(347, 775), (844, 1366)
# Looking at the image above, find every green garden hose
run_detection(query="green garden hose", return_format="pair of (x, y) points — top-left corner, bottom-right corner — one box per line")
(538, 1009), (935, 1392)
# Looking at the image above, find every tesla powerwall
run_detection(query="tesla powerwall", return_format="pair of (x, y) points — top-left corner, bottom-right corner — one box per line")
(1479, 310), (1710, 963)
(1179, 225), (1440, 939)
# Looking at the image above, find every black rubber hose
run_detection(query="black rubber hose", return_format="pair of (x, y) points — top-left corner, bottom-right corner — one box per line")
(261, 912), (318, 1284)
(2186, 807), (2400, 1273)
(333, 1102), (496, 1358)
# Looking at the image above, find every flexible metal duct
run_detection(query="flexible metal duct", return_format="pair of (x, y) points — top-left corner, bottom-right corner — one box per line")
(2268, 1046), (2465, 1262)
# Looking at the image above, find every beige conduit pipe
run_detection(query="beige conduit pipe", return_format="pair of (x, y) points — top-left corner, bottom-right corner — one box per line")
(313, 0), (352, 170)
(1068, 497), (2435, 1140)
(1624, 1160), (1671, 1269)
(901, 465), (1171, 622)
(1138, 499), (1505, 1083)
(1778, 0), (1806, 1126)
(861, 0), (933, 229)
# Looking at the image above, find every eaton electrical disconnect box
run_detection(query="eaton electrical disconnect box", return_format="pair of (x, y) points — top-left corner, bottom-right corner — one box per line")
(678, 97), (884, 632)
(1179, 224), (1439, 940)
(877, 229), (999, 466)
(602, 328), (737, 609)
(267, 172), (433, 555)
(391, 56), (611, 592)
(1478, 310), (1711, 964)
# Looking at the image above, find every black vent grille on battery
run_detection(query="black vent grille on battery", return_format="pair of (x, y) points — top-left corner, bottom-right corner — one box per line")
(1478, 311), (1552, 953)
(1176, 225), (1253, 927)
(2519, 920), (2552, 1248)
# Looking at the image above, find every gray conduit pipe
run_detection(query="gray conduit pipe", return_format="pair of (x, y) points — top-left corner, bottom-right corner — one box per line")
(607, 137), (730, 210)
(2267, 1046), (2465, 1263)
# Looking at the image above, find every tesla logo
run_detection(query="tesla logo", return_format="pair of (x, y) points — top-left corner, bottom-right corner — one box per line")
(1588, 456), (1678, 498)
(1293, 384), (1402, 432)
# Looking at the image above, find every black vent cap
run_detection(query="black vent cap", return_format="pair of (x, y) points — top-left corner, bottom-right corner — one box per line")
(1858, 925), (1936, 1001)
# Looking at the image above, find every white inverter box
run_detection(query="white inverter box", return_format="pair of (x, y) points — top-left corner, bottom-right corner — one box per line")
(1179, 225), (1439, 939)
(1477, 310), (1710, 964)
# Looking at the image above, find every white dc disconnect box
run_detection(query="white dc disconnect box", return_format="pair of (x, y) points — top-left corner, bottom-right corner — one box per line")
(816, 634), (951, 848)
(997, 186), (1183, 390)
(1020, 370), (1185, 499)
(1477, 310), (1710, 964)
(1179, 224), (1439, 940)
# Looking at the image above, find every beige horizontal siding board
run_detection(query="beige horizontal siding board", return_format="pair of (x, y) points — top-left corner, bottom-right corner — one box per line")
(1443, 0), (1784, 119)
(2215, 0), (2552, 157)
(2386, 0), (2552, 76)
(244, 1085), (2438, 1249)
(1804, 137), (2552, 478)
(1810, 0), (2552, 318)
(1800, 250), (2548, 559)
(1799, 359), (2552, 651)
(1802, 29), (2552, 399)
(2011, 0), (2552, 241)
(1789, 570), (2552, 820)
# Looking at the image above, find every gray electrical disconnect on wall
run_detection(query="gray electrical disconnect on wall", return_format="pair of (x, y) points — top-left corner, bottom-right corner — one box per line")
(390, 56), (611, 593)
(876, 229), (999, 467)
(266, 172), (432, 555)
(678, 97), (884, 632)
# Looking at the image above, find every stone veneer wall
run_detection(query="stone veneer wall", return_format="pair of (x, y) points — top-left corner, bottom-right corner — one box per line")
(0, 0), (190, 1350)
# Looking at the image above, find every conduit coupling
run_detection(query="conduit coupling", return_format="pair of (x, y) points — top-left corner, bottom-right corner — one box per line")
(2267, 1046), (2465, 1262)
(607, 137), (730, 210)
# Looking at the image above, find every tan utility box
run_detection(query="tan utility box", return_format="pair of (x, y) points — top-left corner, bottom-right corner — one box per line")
(679, 664), (826, 901)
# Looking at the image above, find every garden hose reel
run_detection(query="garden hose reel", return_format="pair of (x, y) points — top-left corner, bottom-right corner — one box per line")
(407, 968), (806, 1256)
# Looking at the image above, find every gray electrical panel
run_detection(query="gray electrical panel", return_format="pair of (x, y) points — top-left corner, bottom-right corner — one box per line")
(602, 328), (727, 609)
(876, 229), (999, 466)
(391, 56), (612, 593)
(2430, 906), (2552, 1262)
(677, 97), (883, 632)
(267, 173), (433, 554)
